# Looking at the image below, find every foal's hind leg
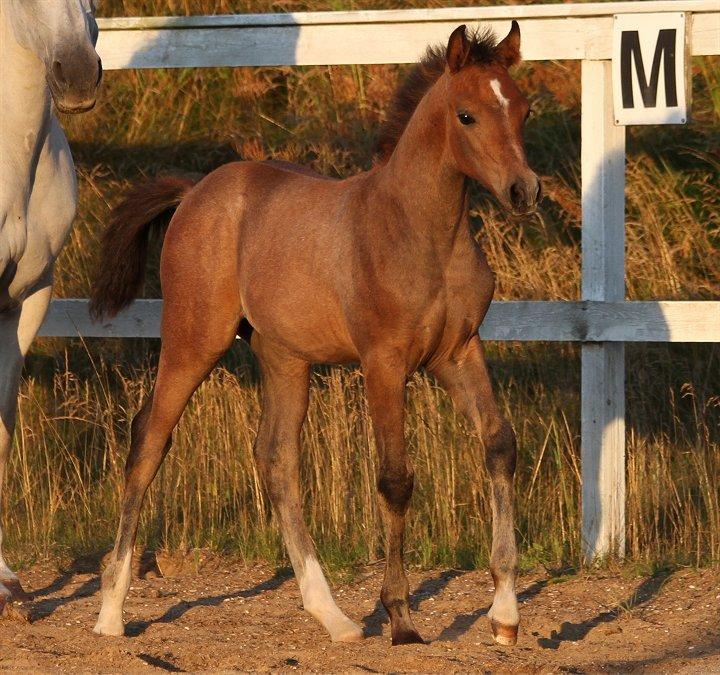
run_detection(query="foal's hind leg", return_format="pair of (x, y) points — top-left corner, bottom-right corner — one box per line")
(94, 310), (239, 636)
(252, 335), (362, 643)
(430, 336), (519, 646)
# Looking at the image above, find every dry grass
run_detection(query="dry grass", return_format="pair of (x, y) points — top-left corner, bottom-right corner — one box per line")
(3, 0), (718, 574)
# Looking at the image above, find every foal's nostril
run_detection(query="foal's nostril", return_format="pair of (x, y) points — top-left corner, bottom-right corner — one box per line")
(509, 182), (523, 209)
(52, 60), (67, 87)
(535, 181), (542, 205)
(96, 58), (103, 87)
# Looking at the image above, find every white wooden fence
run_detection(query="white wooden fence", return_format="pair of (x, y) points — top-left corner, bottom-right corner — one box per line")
(42, 1), (720, 561)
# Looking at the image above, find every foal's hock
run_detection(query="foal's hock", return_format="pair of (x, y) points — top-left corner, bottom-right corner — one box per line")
(90, 22), (539, 647)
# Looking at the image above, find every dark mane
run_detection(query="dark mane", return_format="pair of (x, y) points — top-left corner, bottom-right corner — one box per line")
(376, 28), (499, 162)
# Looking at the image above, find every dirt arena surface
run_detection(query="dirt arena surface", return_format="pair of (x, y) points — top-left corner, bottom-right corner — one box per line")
(1, 556), (719, 673)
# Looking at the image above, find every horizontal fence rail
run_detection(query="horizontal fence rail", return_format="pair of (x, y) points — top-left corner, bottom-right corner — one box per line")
(95, 1), (720, 68)
(42, 2), (720, 561)
(41, 300), (720, 343)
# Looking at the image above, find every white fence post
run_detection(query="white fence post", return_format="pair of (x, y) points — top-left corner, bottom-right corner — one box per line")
(581, 59), (626, 561)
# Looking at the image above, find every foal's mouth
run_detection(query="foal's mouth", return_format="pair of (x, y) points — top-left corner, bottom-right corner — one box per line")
(495, 195), (539, 217)
(509, 203), (540, 217)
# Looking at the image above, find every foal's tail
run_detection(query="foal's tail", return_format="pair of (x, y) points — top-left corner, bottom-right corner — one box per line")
(90, 175), (198, 321)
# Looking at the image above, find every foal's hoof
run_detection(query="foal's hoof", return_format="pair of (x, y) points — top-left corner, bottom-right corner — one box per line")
(330, 620), (364, 643)
(491, 619), (518, 646)
(391, 628), (426, 646)
(93, 617), (125, 637)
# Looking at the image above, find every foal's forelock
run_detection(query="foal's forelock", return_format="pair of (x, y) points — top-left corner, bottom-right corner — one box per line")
(376, 28), (500, 162)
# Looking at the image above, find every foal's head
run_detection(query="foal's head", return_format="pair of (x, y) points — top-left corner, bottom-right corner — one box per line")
(443, 23), (540, 214)
(5, 0), (102, 113)
(379, 22), (540, 215)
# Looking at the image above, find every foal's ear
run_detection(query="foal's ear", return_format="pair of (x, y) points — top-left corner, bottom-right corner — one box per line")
(496, 20), (521, 68)
(446, 25), (472, 73)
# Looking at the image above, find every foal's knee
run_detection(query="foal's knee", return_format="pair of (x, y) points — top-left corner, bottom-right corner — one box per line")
(253, 439), (290, 504)
(483, 417), (516, 480)
(377, 464), (414, 514)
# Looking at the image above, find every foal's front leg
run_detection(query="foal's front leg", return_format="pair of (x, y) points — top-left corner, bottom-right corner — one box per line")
(363, 354), (424, 645)
(430, 336), (519, 645)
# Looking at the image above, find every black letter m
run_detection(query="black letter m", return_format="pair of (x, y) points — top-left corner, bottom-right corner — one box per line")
(620, 29), (678, 108)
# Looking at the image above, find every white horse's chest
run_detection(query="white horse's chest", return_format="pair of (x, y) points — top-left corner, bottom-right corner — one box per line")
(1, 117), (77, 305)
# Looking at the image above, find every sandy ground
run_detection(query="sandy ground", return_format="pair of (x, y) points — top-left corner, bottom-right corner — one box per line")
(1, 555), (719, 673)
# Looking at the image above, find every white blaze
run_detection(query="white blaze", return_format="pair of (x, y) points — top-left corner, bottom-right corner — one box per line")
(490, 79), (510, 109)
(490, 78), (524, 162)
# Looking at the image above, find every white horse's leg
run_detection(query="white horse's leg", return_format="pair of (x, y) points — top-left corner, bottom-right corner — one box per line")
(0, 309), (23, 615)
(0, 276), (52, 615)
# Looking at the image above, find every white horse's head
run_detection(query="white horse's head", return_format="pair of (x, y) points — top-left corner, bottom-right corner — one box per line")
(7, 0), (102, 113)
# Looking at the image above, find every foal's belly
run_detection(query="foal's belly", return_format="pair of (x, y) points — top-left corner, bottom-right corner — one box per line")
(240, 267), (360, 364)
(250, 312), (360, 364)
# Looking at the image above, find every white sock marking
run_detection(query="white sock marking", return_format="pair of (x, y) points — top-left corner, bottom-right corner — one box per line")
(94, 551), (132, 636)
(488, 579), (519, 626)
(298, 556), (363, 642)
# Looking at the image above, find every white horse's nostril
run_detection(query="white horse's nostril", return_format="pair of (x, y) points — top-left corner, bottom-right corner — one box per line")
(52, 60), (67, 87)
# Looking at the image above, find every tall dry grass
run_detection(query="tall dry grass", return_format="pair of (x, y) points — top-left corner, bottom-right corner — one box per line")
(3, 0), (718, 574)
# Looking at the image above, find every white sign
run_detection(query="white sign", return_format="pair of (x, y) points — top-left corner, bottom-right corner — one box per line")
(612, 13), (687, 126)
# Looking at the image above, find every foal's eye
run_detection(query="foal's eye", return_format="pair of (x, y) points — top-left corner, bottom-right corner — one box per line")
(457, 112), (476, 126)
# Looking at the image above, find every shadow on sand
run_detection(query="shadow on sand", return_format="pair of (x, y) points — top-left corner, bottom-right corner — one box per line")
(24, 558), (292, 631)
(437, 577), (549, 642)
(537, 567), (674, 649)
(29, 570), (100, 622)
(125, 567), (292, 637)
(361, 569), (466, 639)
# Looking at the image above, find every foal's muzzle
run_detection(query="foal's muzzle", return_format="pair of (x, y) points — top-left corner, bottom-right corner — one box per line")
(507, 174), (542, 215)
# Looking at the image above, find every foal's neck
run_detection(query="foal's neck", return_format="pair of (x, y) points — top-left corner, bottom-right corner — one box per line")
(380, 74), (468, 244)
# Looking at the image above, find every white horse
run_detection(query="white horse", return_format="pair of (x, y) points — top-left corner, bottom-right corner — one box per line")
(0, 0), (101, 615)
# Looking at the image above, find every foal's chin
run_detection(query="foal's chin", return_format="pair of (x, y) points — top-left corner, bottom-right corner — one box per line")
(510, 204), (539, 217)
(497, 198), (539, 217)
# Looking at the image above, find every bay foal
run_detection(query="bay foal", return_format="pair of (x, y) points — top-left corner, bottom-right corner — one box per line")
(90, 23), (539, 645)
